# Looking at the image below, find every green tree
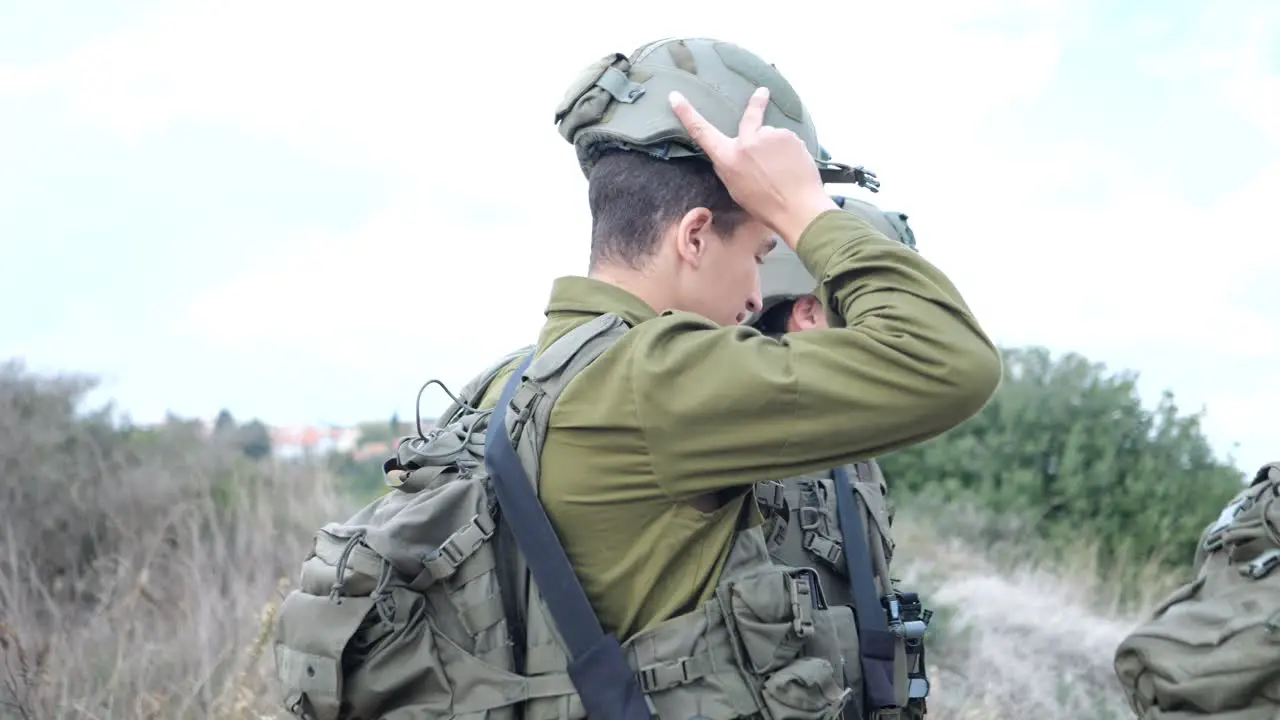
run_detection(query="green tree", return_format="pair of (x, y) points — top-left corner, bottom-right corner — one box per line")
(356, 419), (398, 446)
(879, 346), (1244, 572)
(327, 451), (388, 501)
(237, 419), (273, 460)
(213, 408), (237, 438)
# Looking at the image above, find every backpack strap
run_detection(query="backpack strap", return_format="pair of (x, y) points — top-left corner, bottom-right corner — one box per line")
(831, 464), (898, 712)
(444, 344), (535, 424)
(473, 344), (543, 674)
(483, 313), (651, 720)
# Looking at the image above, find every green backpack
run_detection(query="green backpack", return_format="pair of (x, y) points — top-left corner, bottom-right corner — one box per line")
(1113, 461), (1280, 718)
(271, 313), (880, 720)
(754, 460), (931, 719)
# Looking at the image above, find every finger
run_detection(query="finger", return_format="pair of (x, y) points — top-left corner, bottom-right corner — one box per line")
(738, 85), (770, 136)
(669, 90), (730, 158)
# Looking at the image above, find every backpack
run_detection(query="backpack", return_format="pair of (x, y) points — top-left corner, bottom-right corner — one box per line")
(271, 312), (875, 720)
(755, 460), (932, 719)
(1113, 461), (1280, 719)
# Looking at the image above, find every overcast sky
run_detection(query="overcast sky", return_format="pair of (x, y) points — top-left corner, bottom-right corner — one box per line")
(2, 0), (1276, 476)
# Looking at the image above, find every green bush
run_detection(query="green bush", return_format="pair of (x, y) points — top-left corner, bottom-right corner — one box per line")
(879, 346), (1245, 582)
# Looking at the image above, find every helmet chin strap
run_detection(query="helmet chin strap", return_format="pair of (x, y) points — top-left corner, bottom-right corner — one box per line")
(583, 140), (881, 195)
(821, 162), (880, 192)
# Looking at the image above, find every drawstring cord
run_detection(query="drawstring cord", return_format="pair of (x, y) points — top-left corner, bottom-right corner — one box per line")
(329, 529), (368, 604)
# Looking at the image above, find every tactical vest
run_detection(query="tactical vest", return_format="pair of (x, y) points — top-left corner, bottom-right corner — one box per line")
(755, 462), (931, 720)
(271, 312), (918, 719)
(1113, 460), (1280, 719)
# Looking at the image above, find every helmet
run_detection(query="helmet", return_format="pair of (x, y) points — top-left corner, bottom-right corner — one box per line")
(832, 196), (918, 252)
(745, 196), (920, 327)
(554, 38), (880, 192)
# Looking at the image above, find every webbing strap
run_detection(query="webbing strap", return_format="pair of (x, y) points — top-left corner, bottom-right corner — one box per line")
(483, 352), (651, 720)
(494, 518), (526, 672)
(831, 465), (897, 711)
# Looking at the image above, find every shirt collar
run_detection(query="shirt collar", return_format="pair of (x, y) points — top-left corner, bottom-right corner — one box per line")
(543, 276), (660, 328)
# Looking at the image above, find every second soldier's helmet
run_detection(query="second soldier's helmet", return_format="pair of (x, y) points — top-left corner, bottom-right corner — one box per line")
(553, 37), (879, 192)
(834, 196), (917, 252)
(745, 196), (920, 327)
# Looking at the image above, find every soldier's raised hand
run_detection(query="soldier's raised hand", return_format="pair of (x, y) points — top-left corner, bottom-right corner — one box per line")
(669, 86), (838, 248)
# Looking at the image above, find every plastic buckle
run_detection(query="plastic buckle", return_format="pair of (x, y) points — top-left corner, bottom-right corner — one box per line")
(788, 575), (816, 638)
(797, 506), (823, 531)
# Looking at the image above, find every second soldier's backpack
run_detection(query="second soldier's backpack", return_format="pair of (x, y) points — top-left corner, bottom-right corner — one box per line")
(271, 313), (873, 720)
(755, 460), (932, 719)
(1113, 460), (1280, 719)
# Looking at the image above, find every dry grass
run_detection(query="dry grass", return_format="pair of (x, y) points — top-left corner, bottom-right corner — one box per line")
(890, 498), (1175, 720)
(0, 459), (349, 720)
(0, 485), (1168, 720)
(0, 362), (352, 719)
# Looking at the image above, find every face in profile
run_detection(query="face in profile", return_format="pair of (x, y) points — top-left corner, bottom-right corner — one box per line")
(671, 208), (776, 326)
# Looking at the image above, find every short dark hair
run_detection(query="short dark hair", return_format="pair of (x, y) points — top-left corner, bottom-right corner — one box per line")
(753, 299), (794, 337)
(586, 150), (748, 270)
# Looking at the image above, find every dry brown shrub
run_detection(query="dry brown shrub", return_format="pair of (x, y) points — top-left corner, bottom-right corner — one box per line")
(890, 496), (1171, 720)
(0, 360), (352, 719)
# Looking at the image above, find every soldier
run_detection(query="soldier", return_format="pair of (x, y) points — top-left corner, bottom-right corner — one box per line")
(748, 195), (933, 718)
(489, 36), (1000, 717)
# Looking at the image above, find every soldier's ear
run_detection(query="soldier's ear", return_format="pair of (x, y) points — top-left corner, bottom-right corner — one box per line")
(791, 295), (825, 330)
(673, 206), (714, 268)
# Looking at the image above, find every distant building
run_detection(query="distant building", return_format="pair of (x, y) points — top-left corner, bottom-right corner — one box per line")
(268, 425), (362, 459)
(189, 415), (443, 461)
(352, 440), (391, 461)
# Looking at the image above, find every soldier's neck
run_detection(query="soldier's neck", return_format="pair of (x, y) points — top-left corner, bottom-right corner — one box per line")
(587, 264), (670, 316)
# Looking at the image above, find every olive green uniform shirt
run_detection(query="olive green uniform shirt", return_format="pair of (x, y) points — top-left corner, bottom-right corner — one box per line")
(478, 209), (1001, 641)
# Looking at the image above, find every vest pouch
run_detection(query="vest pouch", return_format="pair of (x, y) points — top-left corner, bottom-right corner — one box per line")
(1114, 568), (1280, 716)
(623, 601), (759, 720)
(799, 603), (861, 718)
(761, 657), (853, 720)
(718, 568), (851, 719)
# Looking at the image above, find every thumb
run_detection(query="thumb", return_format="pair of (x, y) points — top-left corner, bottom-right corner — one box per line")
(669, 91), (729, 159)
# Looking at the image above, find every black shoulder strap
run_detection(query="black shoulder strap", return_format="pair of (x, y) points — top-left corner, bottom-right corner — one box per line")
(831, 465), (898, 711)
(483, 352), (650, 720)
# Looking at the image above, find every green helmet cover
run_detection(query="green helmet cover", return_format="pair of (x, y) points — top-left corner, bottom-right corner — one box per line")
(745, 196), (920, 327)
(554, 38), (879, 191)
(834, 196), (917, 252)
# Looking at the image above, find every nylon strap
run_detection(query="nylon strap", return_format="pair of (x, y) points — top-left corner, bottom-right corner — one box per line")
(831, 465), (897, 711)
(483, 352), (651, 720)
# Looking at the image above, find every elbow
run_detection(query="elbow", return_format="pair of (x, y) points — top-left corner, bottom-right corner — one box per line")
(936, 340), (1003, 424)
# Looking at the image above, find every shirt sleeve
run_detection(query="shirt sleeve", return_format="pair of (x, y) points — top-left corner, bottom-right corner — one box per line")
(632, 208), (1004, 501)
